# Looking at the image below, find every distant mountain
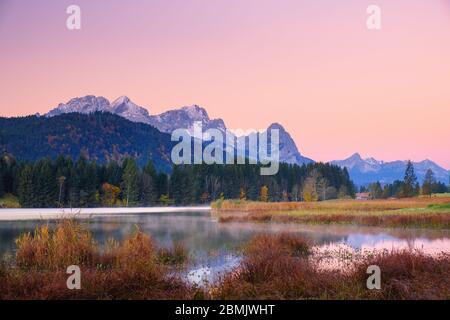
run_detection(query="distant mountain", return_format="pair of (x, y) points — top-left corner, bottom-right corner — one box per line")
(265, 123), (313, 165)
(6, 96), (448, 185)
(46, 95), (312, 166)
(0, 112), (173, 172)
(332, 153), (449, 185)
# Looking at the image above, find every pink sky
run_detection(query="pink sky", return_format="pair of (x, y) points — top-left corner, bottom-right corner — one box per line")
(1, 0), (449, 168)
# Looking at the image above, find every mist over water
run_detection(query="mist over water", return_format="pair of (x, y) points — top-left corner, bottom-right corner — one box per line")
(1, 211), (449, 283)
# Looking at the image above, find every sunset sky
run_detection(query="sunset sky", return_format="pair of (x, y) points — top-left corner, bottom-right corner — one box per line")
(1, 0), (449, 168)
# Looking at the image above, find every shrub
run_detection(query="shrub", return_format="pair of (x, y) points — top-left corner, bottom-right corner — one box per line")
(15, 220), (97, 271)
(157, 242), (189, 266)
(211, 235), (450, 300)
(1, 220), (195, 300)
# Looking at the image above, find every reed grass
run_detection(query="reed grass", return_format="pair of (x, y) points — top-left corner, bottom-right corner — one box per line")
(211, 234), (450, 300)
(1, 223), (449, 299)
(0, 220), (193, 300)
(212, 197), (450, 212)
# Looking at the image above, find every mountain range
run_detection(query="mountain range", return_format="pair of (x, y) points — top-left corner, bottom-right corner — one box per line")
(332, 153), (448, 185)
(45, 95), (313, 165)
(1, 95), (447, 185)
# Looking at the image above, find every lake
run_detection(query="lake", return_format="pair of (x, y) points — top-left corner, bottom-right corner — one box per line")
(1, 210), (449, 284)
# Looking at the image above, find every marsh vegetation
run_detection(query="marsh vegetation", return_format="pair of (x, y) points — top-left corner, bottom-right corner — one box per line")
(213, 197), (450, 229)
(0, 220), (449, 300)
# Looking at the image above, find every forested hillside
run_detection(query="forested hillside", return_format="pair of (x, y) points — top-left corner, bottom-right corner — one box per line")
(0, 112), (173, 172)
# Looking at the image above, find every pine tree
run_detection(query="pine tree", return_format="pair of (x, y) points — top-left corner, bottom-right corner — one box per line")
(85, 162), (99, 205)
(291, 184), (300, 201)
(74, 157), (88, 206)
(143, 161), (157, 179)
(34, 159), (57, 207)
(139, 172), (156, 205)
(0, 171), (4, 198)
(0, 157), (5, 198)
(180, 166), (195, 204)
(155, 172), (170, 200)
(169, 165), (195, 205)
(368, 181), (383, 199)
(122, 158), (139, 206)
(402, 160), (418, 198)
(68, 165), (81, 207)
(106, 161), (123, 187)
(18, 165), (35, 207)
(421, 169), (435, 197)
(169, 165), (183, 204)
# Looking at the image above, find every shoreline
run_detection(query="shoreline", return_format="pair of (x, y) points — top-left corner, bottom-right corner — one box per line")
(0, 206), (211, 221)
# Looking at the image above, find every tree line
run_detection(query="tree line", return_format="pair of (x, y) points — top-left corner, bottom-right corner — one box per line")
(361, 161), (449, 199)
(0, 154), (356, 208)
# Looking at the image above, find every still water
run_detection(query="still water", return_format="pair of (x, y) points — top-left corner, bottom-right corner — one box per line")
(1, 211), (449, 283)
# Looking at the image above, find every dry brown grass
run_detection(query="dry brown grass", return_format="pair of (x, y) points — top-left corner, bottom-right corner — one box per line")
(1, 226), (449, 300)
(350, 251), (450, 300)
(0, 220), (194, 300)
(214, 198), (450, 228)
(212, 197), (450, 212)
(211, 234), (450, 300)
(15, 220), (97, 270)
(219, 212), (450, 228)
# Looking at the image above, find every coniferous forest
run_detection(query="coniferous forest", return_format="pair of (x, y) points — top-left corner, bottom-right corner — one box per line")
(0, 155), (355, 208)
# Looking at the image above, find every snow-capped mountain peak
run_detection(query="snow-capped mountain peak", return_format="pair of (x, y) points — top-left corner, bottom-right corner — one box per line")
(365, 157), (382, 165)
(110, 96), (151, 123)
(181, 105), (209, 121)
(46, 95), (111, 117)
(45, 95), (312, 165)
(47, 95), (152, 125)
(332, 153), (449, 185)
(146, 104), (225, 134)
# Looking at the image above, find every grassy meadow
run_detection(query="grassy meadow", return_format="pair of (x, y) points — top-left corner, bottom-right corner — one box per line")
(212, 197), (450, 229)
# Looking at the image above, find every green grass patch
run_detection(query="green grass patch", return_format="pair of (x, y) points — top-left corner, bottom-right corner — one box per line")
(427, 203), (450, 210)
(432, 193), (450, 197)
(0, 194), (21, 208)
